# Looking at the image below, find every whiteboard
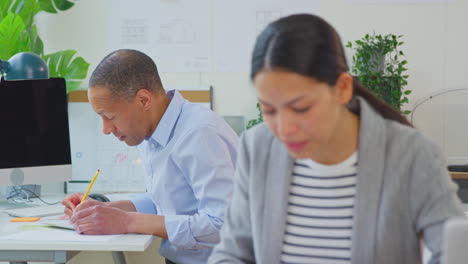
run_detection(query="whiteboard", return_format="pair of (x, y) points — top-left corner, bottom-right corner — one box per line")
(67, 88), (211, 194)
(68, 102), (146, 193)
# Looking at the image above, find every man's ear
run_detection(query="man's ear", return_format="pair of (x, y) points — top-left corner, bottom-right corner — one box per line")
(135, 89), (152, 111)
(335, 73), (354, 105)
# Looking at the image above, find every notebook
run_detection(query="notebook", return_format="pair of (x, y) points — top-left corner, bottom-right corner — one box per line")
(41, 218), (74, 230)
(5, 203), (64, 218)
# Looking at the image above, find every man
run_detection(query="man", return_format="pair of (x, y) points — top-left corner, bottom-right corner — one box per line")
(62, 49), (238, 264)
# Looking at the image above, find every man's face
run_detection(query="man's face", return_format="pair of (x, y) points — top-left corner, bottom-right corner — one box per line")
(88, 86), (149, 146)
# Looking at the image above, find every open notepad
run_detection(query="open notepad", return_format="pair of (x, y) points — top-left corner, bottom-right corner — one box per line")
(5, 204), (65, 218)
(40, 219), (75, 230)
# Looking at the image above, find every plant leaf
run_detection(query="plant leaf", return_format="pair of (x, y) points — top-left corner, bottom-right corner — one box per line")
(0, 0), (14, 20)
(16, 0), (39, 27)
(53, 0), (73, 11)
(0, 12), (30, 60)
(42, 50), (90, 93)
(38, 0), (74, 13)
(345, 32), (410, 110)
(27, 24), (44, 55)
(38, 0), (56, 13)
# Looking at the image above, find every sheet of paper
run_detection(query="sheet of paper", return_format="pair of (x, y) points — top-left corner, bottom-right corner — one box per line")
(213, 0), (320, 72)
(41, 219), (75, 230)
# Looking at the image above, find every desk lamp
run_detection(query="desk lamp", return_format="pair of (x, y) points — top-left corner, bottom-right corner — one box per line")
(0, 52), (49, 80)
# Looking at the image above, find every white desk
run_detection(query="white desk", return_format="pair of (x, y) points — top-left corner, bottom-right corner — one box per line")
(0, 192), (155, 264)
(0, 212), (154, 264)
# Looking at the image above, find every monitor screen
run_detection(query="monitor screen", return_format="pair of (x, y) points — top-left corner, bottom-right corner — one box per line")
(0, 78), (72, 186)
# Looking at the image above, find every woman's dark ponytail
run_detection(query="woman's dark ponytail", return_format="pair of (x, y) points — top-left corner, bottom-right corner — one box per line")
(352, 77), (412, 126)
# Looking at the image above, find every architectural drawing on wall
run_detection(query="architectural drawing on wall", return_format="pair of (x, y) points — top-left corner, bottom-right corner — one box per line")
(214, 0), (320, 72)
(105, 0), (212, 72)
(158, 19), (196, 44)
(120, 18), (150, 45)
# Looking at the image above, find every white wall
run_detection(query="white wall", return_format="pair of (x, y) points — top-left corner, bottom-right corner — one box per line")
(321, 0), (468, 162)
(35, 0), (468, 158)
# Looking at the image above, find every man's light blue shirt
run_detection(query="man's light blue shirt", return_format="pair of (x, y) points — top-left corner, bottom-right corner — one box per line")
(130, 90), (238, 264)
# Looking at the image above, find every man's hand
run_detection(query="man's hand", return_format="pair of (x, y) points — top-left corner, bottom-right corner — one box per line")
(70, 202), (131, 235)
(61, 193), (104, 218)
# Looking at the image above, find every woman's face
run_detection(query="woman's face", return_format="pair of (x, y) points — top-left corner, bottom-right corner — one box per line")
(254, 69), (351, 159)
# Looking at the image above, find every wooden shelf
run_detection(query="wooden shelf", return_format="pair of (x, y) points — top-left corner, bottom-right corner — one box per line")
(450, 172), (468, 180)
(68, 90), (211, 103)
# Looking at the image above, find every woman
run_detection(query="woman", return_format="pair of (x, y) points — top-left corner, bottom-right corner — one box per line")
(209, 14), (463, 264)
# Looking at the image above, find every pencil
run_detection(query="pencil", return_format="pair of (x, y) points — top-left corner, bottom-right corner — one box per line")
(80, 169), (100, 204)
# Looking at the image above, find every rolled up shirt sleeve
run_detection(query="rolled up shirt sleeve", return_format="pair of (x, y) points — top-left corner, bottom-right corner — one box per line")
(130, 192), (158, 215)
(165, 127), (237, 250)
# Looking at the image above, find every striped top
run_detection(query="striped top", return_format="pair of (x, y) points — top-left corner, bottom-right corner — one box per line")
(280, 152), (358, 264)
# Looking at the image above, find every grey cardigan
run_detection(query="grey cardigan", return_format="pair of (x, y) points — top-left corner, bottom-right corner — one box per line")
(209, 97), (464, 264)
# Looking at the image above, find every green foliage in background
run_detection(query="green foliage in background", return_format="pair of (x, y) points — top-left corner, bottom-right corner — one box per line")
(346, 33), (411, 114)
(0, 0), (89, 93)
(246, 103), (264, 129)
(246, 33), (412, 129)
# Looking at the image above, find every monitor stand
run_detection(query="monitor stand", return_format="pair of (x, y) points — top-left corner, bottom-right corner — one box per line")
(6, 184), (42, 200)
(5, 169), (41, 199)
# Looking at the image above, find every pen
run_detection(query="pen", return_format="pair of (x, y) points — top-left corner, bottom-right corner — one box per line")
(80, 169), (100, 204)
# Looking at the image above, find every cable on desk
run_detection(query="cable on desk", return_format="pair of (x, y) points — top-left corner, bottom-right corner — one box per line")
(6, 186), (62, 206)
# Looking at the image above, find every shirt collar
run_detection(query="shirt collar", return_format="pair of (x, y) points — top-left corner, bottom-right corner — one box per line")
(147, 90), (184, 148)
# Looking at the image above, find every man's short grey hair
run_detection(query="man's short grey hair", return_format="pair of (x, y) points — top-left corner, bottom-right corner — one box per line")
(89, 49), (164, 101)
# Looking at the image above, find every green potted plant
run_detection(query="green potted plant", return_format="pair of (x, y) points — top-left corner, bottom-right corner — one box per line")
(0, 0), (89, 93)
(346, 33), (411, 114)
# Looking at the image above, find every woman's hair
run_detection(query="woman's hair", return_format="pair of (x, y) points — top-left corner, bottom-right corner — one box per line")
(251, 14), (412, 126)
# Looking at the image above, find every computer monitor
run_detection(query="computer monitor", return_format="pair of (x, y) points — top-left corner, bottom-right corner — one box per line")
(222, 115), (246, 136)
(0, 78), (72, 188)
